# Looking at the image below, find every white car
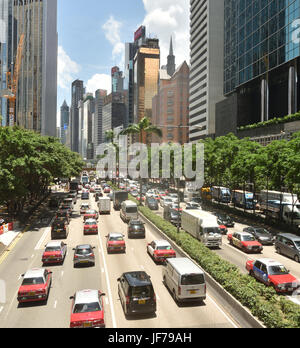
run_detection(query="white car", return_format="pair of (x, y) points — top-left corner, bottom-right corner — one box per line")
(80, 203), (90, 215)
(161, 197), (173, 208)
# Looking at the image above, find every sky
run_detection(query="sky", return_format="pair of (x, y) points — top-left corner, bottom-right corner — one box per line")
(57, 0), (190, 125)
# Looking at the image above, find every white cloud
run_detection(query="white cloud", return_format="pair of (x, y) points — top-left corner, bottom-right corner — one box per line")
(142, 0), (190, 66)
(86, 74), (111, 95)
(102, 16), (125, 67)
(57, 46), (80, 89)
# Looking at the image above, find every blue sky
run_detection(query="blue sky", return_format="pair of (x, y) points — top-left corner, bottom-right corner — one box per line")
(57, 0), (190, 124)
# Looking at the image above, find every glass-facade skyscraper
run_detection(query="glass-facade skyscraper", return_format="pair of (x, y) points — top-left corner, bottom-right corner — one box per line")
(223, 0), (300, 124)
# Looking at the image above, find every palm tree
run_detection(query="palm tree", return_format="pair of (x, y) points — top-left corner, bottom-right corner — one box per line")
(120, 117), (162, 204)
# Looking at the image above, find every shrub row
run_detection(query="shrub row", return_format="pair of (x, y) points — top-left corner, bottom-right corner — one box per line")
(110, 183), (300, 327)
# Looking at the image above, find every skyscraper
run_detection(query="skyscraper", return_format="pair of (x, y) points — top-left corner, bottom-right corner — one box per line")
(111, 66), (124, 93)
(134, 37), (160, 143)
(0, 0), (58, 136)
(60, 100), (69, 145)
(94, 89), (107, 158)
(189, 0), (225, 142)
(70, 79), (84, 153)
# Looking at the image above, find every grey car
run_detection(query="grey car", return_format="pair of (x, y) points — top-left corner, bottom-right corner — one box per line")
(73, 245), (96, 267)
(275, 233), (300, 263)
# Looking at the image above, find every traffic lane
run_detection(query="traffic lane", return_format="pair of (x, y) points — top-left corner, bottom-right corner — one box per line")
(0, 199), (108, 328)
(98, 205), (237, 328)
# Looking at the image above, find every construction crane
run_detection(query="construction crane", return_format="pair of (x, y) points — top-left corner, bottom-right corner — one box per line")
(2, 34), (25, 127)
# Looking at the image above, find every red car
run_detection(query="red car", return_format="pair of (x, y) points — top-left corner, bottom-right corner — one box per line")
(70, 290), (105, 328)
(42, 241), (67, 265)
(246, 258), (300, 293)
(83, 210), (98, 221)
(18, 268), (52, 304)
(106, 233), (126, 254)
(228, 232), (263, 253)
(104, 187), (111, 193)
(219, 225), (228, 235)
(147, 240), (176, 263)
(84, 219), (98, 235)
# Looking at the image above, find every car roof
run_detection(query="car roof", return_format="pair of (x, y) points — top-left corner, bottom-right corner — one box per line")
(85, 219), (97, 223)
(153, 240), (171, 247)
(74, 290), (99, 304)
(108, 233), (124, 238)
(124, 271), (152, 286)
(45, 241), (62, 248)
(255, 258), (283, 267)
(76, 244), (92, 249)
(24, 268), (45, 279)
(277, 233), (300, 241)
(236, 232), (252, 236)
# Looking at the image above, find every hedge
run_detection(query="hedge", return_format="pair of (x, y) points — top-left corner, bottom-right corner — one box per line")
(109, 183), (300, 328)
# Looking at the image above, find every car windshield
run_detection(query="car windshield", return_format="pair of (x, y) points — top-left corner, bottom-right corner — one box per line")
(73, 302), (101, 313)
(255, 229), (270, 235)
(109, 236), (124, 241)
(131, 286), (152, 298)
(127, 207), (137, 213)
(22, 277), (45, 285)
(86, 211), (96, 215)
(45, 247), (61, 252)
(241, 235), (255, 242)
(85, 221), (96, 226)
(81, 206), (89, 209)
(157, 245), (171, 250)
(268, 265), (289, 276)
(181, 274), (205, 285)
(76, 248), (92, 255)
(148, 199), (157, 203)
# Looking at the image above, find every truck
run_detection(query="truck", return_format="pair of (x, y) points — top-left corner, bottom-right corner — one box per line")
(212, 186), (231, 203)
(113, 191), (129, 211)
(259, 191), (300, 226)
(98, 197), (111, 215)
(181, 210), (222, 248)
(232, 190), (254, 210)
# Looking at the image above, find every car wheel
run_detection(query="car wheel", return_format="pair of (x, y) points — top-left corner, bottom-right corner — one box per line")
(294, 255), (300, 263)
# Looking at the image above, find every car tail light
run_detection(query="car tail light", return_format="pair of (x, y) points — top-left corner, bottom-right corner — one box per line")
(93, 319), (104, 326)
(70, 321), (82, 328)
(153, 293), (157, 302)
(126, 296), (130, 305)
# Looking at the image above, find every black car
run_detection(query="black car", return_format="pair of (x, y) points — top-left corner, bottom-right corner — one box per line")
(95, 192), (103, 202)
(55, 209), (70, 224)
(243, 227), (275, 245)
(128, 220), (146, 238)
(81, 192), (90, 200)
(215, 213), (235, 228)
(145, 197), (159, 211)
(51, 220), (69, 239)
(117, 271), (156, 316)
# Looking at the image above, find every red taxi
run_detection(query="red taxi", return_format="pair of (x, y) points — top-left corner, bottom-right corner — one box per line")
(83, 219), (98, 235)
(228, 232), (263, 253)
(18, 268), (52, 304)
(147, 240), (176, 263)
(42, 241), (67, 265)
(106, 233), (126, 254)
(83, 209), (99, 221)
(70, 290), (105, 328)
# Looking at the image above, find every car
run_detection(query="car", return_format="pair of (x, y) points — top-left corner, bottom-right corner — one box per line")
(103, 187), (111, 194)
(228, 232), (263, 253)
(67, 193), (77, 205)
(42, 241), (67, 265)
(246, 258), (300, 293)
(73, 245), (96, 267)
(106, 233), (126, 254)
(145, 197), (159, 210)
(147, 240), (176, 263)
(131, 190), (139, 198)
(51, 219), (69, 239)
(83, 219), (98, 235)
(69, 290), (106, 328)
(160, 197), (173, 208)
(83, 209), (99, 221)
(275, 233), (300, 263)
(117, 272), (156, 316)
(55, 209), (70, 224)
(219, 225), (228, 235)
(243, 226), (275, 245)
(170, 203), (182, 212)
(136, 195), (145, 202)
(81, 192), (90, 200)
(215, 213), (235, 228)
(128, 219), (146, 239)
(59, 204), (72, 217)
(17, 268), (52, 304)
(186, 202), (202, 210)
(80, 203), (90, 215)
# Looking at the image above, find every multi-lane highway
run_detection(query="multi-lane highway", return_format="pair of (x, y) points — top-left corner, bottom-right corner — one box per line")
(0, 192), (241, 328)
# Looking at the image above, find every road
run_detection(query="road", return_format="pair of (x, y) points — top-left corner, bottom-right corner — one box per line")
(0, 192), (240, 328)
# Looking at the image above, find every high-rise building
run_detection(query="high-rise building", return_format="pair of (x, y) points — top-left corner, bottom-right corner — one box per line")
(134, 37), (160, 143)
(70, 79), (84, 153)
(0, 0), (58, 136)
(153, 61), (190, 145)
(189, 0), (225, 142)
(80, 93), (94, 160)
(60, 100), (69, 145)
(216, 0), (300, 137)
(111, 66), (124, 93)
(94, 89), (107, 159)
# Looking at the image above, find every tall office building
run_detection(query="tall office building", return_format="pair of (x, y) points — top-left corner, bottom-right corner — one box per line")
(70, 79), (84, 153)
(216, 0), (300, 136)
(189, 0), (225, 142)
(111, 66), (124, 93)
(60, 100), (69, 145)
(0, 0), (57, 136)
(94, 89), (107, 159)
(134, 37), (160, 143)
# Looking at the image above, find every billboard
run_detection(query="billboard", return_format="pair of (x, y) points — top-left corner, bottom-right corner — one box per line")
(134, 26), (145, 42)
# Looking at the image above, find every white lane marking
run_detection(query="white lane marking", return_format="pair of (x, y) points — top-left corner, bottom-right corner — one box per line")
(105, 298), (109, 305)
(97, 233), (117, 328)
(61, 271), (64, 278)
(34, 227), (50, 250)
(54, 300), (57, 309)
(207, 294), (239, 328)
(31, 254), (34, 259)
(0, 306), (3, 314)
(101, 268), (105, 273)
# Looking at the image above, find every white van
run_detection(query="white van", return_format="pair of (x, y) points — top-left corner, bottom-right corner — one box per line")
(120, 200), (138, 223)
(162, 258), (206, 303)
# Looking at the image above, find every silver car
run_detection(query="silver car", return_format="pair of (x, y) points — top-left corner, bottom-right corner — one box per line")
(73, 245), (96, 267)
